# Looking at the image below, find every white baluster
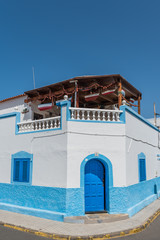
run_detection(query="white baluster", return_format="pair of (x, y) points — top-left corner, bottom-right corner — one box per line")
(38, 121), (41, 130)
(87, 111), (90, 120)
(71, 109), (74, 119)
(77, 110), (80, 120)
(54, 119), (57, 128)
(46, 120), (49, 129)
(35, 122), (38, 130)
(31, 123), (34, 131)
(112, 112), (115, 121)
(92, 111), (95, 121)
(26, 124), (29, 131)
(42, 120), (45, 129)
(82, 110), (85, 120)
(97, 111), (100, 121)
(51, 120), (53, 128)
(107, 112), (110, 121)
(102, 112), (105, 121)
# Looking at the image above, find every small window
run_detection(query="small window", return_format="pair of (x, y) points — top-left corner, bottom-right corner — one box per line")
(138, 153), (146, 182)
(13, 158), (30, 182)
(11, 151), (33, 184)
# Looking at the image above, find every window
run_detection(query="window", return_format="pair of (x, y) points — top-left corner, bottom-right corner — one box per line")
(138, 153), (146, 182)
(13, 158), (30, 182)
(11, 151), (33, 184)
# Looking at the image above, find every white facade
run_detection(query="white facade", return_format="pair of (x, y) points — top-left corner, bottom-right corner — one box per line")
(0, 95), (160, 221)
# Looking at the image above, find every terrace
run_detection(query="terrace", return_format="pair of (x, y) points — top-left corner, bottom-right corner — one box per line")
(17, 75), (142, 133)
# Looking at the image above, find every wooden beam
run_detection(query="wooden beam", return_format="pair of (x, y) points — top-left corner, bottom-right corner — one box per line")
(100, 95), (114, 103)
(138, 95), (141, 115)
(122, 86), (138, 98)
(118, 81), (122, 108)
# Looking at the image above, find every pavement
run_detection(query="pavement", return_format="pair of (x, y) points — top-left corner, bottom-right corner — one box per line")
(0, 199), (160, 239)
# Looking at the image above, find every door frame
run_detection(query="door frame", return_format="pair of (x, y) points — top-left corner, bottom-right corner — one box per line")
(80, 153), (113, 213)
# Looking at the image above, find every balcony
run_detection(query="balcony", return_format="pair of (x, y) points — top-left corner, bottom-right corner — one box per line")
(17, 103), (123, 134)
(17, 116), (61, 133)
(69, 107), (122, 122)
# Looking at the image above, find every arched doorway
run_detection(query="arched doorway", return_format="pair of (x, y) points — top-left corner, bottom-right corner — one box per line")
(85, 159), (105, 212)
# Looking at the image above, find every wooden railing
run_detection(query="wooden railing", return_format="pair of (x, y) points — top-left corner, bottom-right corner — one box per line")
(69, 107), (122, 122)
(17, 116), (61, 133)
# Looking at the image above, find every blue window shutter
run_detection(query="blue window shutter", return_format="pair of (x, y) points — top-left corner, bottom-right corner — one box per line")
(22, 159), (30, 182)
(139, 159), (146, 182)
(13, 158), (30, 183)
(13, 159), (20, 181)
(11, 151), (32, 185)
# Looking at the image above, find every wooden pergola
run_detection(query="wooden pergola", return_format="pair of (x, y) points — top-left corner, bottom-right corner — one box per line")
(25, 74), (142, 114)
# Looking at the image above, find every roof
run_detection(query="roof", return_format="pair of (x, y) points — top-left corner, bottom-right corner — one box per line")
(25, 74), (142, 98)
(0, 94), (26, 104)
(0, 75), (142, 107)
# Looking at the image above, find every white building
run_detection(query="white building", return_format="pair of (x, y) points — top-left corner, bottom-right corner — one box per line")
(0, 74), (160, 222)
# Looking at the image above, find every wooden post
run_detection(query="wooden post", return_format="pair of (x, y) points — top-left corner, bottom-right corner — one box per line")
(76, 91), (79, 108)
(118, 81), (122, 108)
(138, 96), (141, 115)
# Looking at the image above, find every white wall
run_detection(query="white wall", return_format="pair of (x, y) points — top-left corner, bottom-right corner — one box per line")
(125, 111), (160, 186)
(1, 98), (160, 190)
(67, 121), (126, 188)
(0, 96), (32, 121)
(0, 108), (68, 188)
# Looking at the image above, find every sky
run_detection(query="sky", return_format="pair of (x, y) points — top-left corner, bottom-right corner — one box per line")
(0, 0), (160, 118)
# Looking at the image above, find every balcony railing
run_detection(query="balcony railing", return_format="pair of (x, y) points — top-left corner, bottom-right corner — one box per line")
(69, 107), (122, 122)
(17, 116), (61, 133)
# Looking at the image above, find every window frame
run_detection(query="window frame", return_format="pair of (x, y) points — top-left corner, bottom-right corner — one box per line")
(138, 152), (146, 182)
(11, 151), (33, 185)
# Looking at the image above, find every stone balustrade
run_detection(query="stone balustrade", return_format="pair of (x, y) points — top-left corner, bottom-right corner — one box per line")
(17, 116), (61, 133)
(69, 107), (122, 122)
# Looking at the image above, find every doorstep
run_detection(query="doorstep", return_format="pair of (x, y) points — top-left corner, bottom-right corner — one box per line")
(64, 212), (129, 224)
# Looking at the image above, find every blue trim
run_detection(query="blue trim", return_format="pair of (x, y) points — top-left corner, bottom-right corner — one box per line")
(80, 153), (113, 212)
(11, 151), (33, 185)
(68, 119), (124, 124)
(56, 99), (71, 121)
(121, 105), (159, 132)
(17, 127), (61, 135)
(138, 152), (146, 182)
(119, 105), (126, 123)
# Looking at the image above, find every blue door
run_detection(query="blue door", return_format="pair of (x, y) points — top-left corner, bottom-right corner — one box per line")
(85, 159), (105, 212)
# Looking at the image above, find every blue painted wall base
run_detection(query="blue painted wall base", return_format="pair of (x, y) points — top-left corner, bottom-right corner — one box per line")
(0, 202), (65, 221)
(0, 183), (84, 221)
(0, 178), (159, 221)
(109, 177), (160, 217)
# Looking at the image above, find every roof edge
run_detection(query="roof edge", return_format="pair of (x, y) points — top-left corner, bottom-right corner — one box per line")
(0, 94), (26, 104)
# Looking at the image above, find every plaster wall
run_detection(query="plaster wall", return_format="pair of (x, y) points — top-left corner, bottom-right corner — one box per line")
(67, 121), (126, 188)
(0, 113), (68, 188)
(125, 110), (160, 186)
(0, 96), (32, 121)
(1, 99), (160, 219)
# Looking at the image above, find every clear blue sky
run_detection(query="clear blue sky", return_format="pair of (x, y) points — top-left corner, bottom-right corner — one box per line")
(0, 0), (159, 118)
